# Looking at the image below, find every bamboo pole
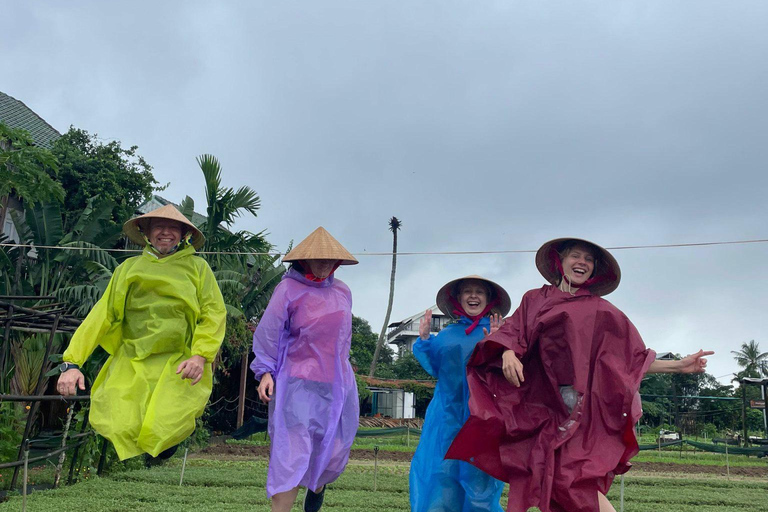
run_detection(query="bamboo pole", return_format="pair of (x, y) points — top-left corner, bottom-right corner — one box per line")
(53, 406), (75, 488)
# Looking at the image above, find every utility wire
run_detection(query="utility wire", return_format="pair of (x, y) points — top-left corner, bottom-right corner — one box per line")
(2, 237), (767, 257)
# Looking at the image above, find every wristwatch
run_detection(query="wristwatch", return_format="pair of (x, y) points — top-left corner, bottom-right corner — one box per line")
(58, 362), (80, 373)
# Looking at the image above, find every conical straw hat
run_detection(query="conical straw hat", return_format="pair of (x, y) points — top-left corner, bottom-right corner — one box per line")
(535, 237), (620, 296)
(123, 204), (205, 250)
(283, 227), (358, 265)
(436, 275), (511, 318)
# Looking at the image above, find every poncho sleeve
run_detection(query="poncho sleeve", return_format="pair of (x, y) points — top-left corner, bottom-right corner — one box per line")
(62, 262), (128, 366)
(413, 334), (438, 378)
(467, 289), (535, 368)
(250, 281), (290, 380)
(191, 259), (227, 363)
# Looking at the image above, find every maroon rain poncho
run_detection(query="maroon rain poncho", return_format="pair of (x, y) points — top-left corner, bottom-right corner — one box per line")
(446, 284), (655, 512)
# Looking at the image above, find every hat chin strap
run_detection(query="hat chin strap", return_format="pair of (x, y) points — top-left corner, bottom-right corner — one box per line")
(448, 296), (500, 335)
(550, 247), (609, 294)
(300, 260), (341, 282)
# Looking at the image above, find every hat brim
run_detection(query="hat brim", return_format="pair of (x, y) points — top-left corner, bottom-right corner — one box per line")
(535, 237), (620, 296)
(282, 227), (358, 265)
(436, 275), (512, 319)
(123, 205), (205, 250)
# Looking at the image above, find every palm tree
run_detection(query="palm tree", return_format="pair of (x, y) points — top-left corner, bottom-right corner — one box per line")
(185, 155), (285, 427)
(731, 340), (768, 378)
(369, 217), (402, 377)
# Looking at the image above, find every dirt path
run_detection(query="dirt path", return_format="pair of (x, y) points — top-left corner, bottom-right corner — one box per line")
(196, 444), (768, 478)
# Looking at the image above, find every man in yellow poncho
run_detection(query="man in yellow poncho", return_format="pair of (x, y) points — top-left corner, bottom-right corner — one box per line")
(56, 204), (226, 460)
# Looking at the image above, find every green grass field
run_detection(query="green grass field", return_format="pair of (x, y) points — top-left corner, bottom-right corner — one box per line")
(1, 452), (766, 511)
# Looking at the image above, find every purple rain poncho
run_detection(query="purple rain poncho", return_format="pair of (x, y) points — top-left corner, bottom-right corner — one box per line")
(251, 267), (359, 497)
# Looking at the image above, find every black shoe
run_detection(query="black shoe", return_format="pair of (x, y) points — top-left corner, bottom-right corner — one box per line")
(303, 486), (325, 512)
(144, 445), (178, 467)
(231, 416), (269, 440)
(157, 445), (178, 460)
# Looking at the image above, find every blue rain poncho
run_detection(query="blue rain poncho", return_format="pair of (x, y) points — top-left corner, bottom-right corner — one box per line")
(410, 316), (505, 512)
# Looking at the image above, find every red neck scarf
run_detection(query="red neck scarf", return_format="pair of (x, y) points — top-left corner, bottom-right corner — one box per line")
(301, 260), (341, 282)
(449, 295), (500, 335)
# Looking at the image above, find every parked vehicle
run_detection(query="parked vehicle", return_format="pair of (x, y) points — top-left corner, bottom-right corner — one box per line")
(657, 429), (681, 441)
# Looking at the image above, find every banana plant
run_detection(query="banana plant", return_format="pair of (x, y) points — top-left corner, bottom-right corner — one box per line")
(10, 196), (120, 310)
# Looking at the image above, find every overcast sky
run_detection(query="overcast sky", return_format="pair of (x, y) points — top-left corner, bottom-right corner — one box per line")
(3, 1), (767, 385)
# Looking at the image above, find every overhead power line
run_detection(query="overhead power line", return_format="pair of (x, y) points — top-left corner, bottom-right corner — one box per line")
(1, 237), (767, 257)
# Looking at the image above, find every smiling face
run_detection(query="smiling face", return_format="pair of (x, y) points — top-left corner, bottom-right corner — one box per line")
(147, 219), (183, 256)
(560, 244), (597, 286)
(305, 259), (338, 279)
(457, 279), (490, 316)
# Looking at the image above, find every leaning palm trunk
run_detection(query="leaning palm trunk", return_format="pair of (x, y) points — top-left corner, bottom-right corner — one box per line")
(369, 217), (401, 377)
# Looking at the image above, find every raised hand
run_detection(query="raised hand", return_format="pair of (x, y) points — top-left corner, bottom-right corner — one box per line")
(483, 313), (506, 336)
(677, 349), (714, 374)
(419, 309), (433, 340)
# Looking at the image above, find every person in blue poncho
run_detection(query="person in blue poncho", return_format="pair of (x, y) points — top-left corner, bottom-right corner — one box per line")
(410, 275), (512, 512)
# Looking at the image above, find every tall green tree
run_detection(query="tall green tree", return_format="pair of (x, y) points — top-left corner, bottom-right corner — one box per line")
(179, 154), (277, 374)
(0, 123), (64, 206)
(50, 127), (157, 228)
(350, 315), (394, 375)
(731, 340), (768, 378)
(369, 216), (402, 377)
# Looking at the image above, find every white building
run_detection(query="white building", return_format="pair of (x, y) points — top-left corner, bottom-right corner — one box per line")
(386, 305), (453, 357)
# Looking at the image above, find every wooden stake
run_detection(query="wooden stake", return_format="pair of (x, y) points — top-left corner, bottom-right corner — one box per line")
(619, 474), (624, 512)
(373, 446), (379, 492)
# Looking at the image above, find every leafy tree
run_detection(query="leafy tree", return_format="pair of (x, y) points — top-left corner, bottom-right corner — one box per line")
(0, 123), (64, 205)
(391, 352), (432, 381)
(50, 127), (157, 228)
(350, 315), (394, 375)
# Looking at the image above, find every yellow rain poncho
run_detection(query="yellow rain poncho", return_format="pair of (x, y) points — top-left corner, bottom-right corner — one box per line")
(63, 245), (226, 460)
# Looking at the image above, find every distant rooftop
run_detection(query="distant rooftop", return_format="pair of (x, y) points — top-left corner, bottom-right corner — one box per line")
(0, 91), (61, 149)
(138, 195), (209, 228)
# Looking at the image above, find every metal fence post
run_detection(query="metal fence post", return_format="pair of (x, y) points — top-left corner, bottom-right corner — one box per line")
(22, 439), (30, 512)
(179, 447), (189, 486)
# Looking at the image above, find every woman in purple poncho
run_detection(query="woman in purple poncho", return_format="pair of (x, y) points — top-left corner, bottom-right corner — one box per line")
(251, 227), (359, 512)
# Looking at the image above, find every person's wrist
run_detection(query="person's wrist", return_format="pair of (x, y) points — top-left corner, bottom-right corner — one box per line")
(58, 362), (80, 373)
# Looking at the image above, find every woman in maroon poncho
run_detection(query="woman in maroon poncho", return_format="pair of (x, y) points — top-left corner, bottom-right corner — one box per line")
(446, 238), (712, 512)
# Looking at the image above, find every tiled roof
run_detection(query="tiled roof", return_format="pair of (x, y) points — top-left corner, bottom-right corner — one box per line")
(0, 91), (61, 149)
(138, 195), (209, 227)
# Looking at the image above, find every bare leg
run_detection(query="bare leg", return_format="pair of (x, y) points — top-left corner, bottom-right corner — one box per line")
(598, 492), (617, 512)
(271, 486), (300, 512)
